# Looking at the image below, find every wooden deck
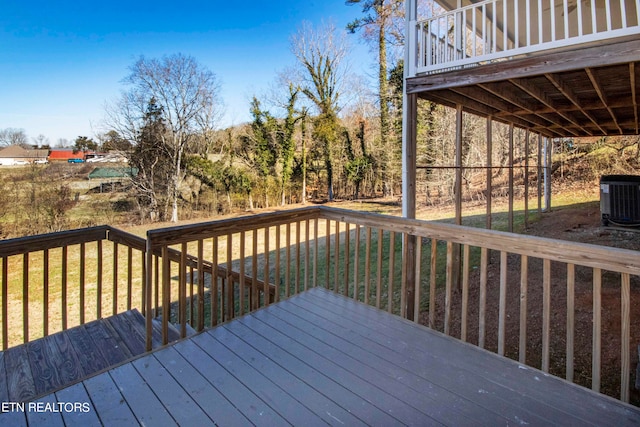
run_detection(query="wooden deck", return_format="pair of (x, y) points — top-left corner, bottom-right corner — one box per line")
(0, 309), (182, 405)
(2, 287), (639, 426)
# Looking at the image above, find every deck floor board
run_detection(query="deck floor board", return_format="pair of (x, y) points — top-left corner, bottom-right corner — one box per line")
(1, 288), (639, 426)
(0, 309), (166, 404)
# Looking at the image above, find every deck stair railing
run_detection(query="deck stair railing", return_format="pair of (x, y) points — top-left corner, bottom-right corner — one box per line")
(410, 0), (640, 75)
(0, 226), (147, 350)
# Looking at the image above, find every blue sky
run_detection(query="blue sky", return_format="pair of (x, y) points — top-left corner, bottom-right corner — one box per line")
(0, 0), (376, 144)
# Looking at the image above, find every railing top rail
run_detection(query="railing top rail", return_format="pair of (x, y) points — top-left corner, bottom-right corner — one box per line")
(318, 206), (640, 276)
(0, 226), (110, 258)
(147, 206), (322, 247)
(106, 226), (147, 252)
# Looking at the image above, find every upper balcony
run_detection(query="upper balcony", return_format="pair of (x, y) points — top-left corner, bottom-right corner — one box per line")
(407, 0), (640, 77)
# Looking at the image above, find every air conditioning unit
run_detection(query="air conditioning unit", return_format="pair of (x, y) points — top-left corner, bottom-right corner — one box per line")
(600, 175), (640, 226)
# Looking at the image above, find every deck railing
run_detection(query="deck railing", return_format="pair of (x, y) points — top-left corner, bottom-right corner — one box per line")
(1, 206), (637, 403)
(144, 206), (638, 403)
(410, 0), (640, 75)
(0, 226), (147, 350)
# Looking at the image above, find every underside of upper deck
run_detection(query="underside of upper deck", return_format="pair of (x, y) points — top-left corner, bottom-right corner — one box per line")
(406, 35), (640, 138)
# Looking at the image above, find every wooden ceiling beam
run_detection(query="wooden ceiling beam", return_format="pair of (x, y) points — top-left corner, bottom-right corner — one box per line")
(544, 73), (604, 135)
(479, 81), (581, 136)
(509, 77), (589, 136)
(585, 68), (624, 134)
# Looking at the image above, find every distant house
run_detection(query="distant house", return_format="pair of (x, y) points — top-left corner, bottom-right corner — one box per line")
(0, 145), (49, 165)
(48, 148), (93, 162)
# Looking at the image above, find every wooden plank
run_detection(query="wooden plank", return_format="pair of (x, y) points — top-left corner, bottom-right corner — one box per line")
(108, 363), (175, 426)
(50, 331), (85, 389)
(26, 335), (62, 396)
(193, 330), (323, 426)
(5, 343), (36, 401)
(0, 351), (8, 402)
(429, 238), (437, 329)
(208, 326), (359, 426)
(173, 338), (288, 426)
(233, 314), (403, 426)
(66, 323), (111, 378)
(292, 293), (588, 425)
(26, 393), (64, 427)
(55, 382), (101, 427)
(153, 346), (250, 426)
(249, 306), (436, 425)
(498, 251), (508, 356)
(131, 354), (214, 425)
(82, 318), (133, 366)
(542, 258), (551, 372)
(105, 312), (146, 356)
(268, 299), (505, 425)
(83, 368), (139, 426)
(302, 289), (640, 426)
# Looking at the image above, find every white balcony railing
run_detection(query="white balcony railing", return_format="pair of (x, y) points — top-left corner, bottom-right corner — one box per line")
(410, 0), (640, 76)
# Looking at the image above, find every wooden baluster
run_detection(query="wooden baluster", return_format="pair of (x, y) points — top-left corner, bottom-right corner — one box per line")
(461, 244), (470, 342)
(542, 258), (551, 372)
(376, 229), (383, 309)
(429, 239), (437, 329)
(2, 257), (7, 350)
(325, 220), (330, 289)
(211, 236), (218, 327)
(621, 272), (630, 402)
(43, 250), (49, 336)
(344, 223), (350, 297)
(239, 232), (246, 315)
(334, 221), (340, 293)
(566, 263), (575, 382)
(286, 223), (292, 296)
(113, 242), (118, 316)
(227, 234), (234, 319)
(197, 239), (204, 331)
(127, 246), (133, 311)
(162, 245), (170, 345)
(295, 221), (301, 295)
(388, 231), (395, 314)
(592, 268), (602, 392)
(479, 247), (488, 348)
(498, 251), (508, 355)
(274, 226), (281, 303)
(79, 244), (84, 325)
(364, 227), (371, 305)
(519, 255), (529, 364)
(252, 229), (258, 309)
(353, 225), (360, 301)
(179, 242), (187, 338)
(445, 242), (453, 335)
(23, 253), (30, 341)
(97, 240), (102, 319)
(413, 237), (422, 324)
(264, 227), (270, 304)
(304, 219), (310, 292)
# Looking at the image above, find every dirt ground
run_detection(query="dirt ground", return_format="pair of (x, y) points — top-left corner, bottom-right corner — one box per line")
(427, 199), (640, 406)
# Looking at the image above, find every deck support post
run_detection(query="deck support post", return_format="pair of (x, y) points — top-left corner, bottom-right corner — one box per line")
(402, 0), (417, 316)
(486, 116), (493, 230)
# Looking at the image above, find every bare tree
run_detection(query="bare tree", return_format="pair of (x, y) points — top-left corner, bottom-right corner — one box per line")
(106, 53), (222, 222)
(0, 128), (29, 147)
(290, 21), (350, 201)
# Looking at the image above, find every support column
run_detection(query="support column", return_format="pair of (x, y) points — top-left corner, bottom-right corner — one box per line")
(402, 0), (418, 320)
(455, 104), (463, 226)
(486, 116), (493, 230)
(508, 123), (514, 232)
